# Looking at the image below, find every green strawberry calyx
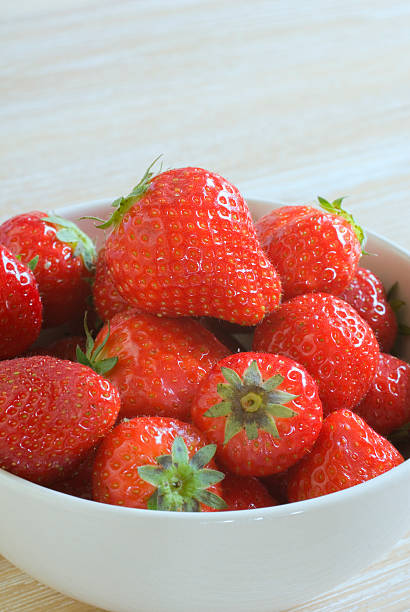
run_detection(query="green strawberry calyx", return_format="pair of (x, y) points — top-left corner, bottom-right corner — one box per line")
(204, 360), (299, 445)
(86, 157), (162, 230)
(76, 314), (118, 376)
(138, 437), (227, 512)
(43, 215), (96, 272)
(317, 196), (368, 253)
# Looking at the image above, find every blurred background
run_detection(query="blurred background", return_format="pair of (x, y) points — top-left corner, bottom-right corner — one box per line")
(2, 0), (410, 245)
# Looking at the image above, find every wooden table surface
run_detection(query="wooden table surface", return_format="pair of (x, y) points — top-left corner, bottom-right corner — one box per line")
(1, 1), (410, 610)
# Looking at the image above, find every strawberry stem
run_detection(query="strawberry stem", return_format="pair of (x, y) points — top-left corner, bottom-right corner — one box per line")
(88, 157), (162, 230)
(138, 437), (227, 512)
(76, 314), (118, 376)
(204, 360), (299, 445)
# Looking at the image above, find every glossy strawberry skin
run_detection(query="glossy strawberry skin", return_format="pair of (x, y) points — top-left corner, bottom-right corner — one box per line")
(0, 356), (120, 484)
(0, 212), (94, 327)
(253, 293), (380, 415)
(92, 416), (222, 510)
(256, 205), (361, 300)
(354, 353), (410, 436)
(339, 267), (397, 352)
(0, 245), (42, 359)
(287, 409), (404, 502)
(191, 352), (323, 477)
(93, 310), (230, 420)
(93, 247), (130, 321)
(105, 167), (282, 325)
(221, 472), (277, 510)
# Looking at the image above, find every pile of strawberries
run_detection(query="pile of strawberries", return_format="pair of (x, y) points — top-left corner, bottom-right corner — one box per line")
(0, 163), (409, 512)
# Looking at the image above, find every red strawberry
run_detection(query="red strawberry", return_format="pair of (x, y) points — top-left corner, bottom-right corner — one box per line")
(92, 247), (130, 321)
(221, 473), (277, 510)
(255, 198), (363, 300)
(0, 244), (42, 359)
(354, 353), (410, 436)
(85, 310), (230, 420)
(97, 163), (281, 325)
(287, 409), (404, 502)
(50, 445), (98, 500)
(0, 355), (120, 484)
(191, 352), (322, 477)
(92, 416), (226, 511)
(253, 293), (380, 415)
(0, 212), (96, 327)
(339, 267), (398, 352)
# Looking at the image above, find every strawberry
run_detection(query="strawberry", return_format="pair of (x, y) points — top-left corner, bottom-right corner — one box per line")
(339, 267), (397, 352)
(0, 355), (120, 484)
(191, 352), (322, 477)
(287, 409), (404, 502)
(92, 247), (130, 321)
(83, 310), (230, 420)
(50, 446), (98, 500)
(0, 212), (96, 327)
(0, 244), (42, 359)
(221, 472), (277, 510)
(253, 293), (380, 415)
(354, 353), (410, 436)
(92, 416), (227, 511)
(255, 198), (364, 300)
(96, 163), (281, 325)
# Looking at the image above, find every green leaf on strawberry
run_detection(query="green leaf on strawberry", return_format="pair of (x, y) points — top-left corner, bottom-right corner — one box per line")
(76, 314), (118, 376)
(88, 156), (162, 230)
(138, 436), (227, 511)
(43, 215), (96, 271)
(317, 196), (367, 252)
(204, 360), (298, 445)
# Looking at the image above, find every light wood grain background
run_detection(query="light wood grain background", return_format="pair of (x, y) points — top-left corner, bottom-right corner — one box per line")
(1, 1), (410, 610)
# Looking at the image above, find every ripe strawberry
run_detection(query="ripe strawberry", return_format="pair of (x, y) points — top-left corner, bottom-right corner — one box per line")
(287, 409), (404, 502)
(221, 472), (277, 510)
(97, 163), (281, 325)
(84, 310), (230, 420)
(255, 198), (364, 300)
(0, 356), (120, 484)
(0, 244), (42, 359)
(92, 416), (226, 511)
(0, 212), (96, 327)
(50, 446), (98, 500)
(354, 353), (410, 436)
(339, 267), (397, 352)
(191, 352), (322, 477)
(253, 293), (380, 415)
(92, 247), (130, 321)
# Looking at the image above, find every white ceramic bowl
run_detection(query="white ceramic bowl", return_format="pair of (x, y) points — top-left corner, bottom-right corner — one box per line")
(0, 198), (409, 612)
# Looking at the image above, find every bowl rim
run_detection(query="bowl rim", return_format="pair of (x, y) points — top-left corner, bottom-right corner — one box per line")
(0, 196), (409, 522)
